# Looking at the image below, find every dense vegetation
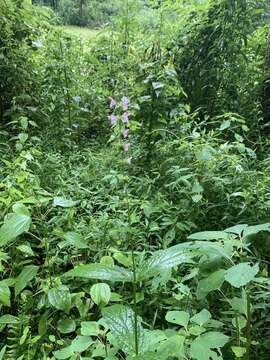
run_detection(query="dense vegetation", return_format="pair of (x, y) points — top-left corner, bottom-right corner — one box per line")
(1, 0), (270, 359)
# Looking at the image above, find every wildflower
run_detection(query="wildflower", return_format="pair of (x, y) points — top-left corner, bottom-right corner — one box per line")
(122, 112), (129, 124)
(109, 97), (117, 109)
(127, 156), (132, 164)
(32, 40), (43, 48)
(123, 128), (129, 138)
(72, 96), (81, 103)
(121, 96), (129, 110)
(109, 114), (117, 125)
(123, 143), (129, 152)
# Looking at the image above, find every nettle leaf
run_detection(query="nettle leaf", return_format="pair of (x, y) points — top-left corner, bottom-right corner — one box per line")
(0, 212), (31, 247)
(225, 263), (259, 288)
(157, 334), (185, 359)
(196, 269), (226, 300)
(190, 331), (229, 360)
(64, 264), (133, 282)
(0, 283), (11, 307)
(63, 231), (88, 249)
(188, 231), (231, 241)
(53, 336), (93, 360)
(53, 197), (79, 208)
(15, 265), (38, 296)
(102, 305), (145, 354)
(138, 245), (194, 280)
(48, 286), (72, 313)
(224, 224), (248, 236)
(90, 283), (111, 307)
(165, 311), (190, 329)
(191, 309), (212, 327)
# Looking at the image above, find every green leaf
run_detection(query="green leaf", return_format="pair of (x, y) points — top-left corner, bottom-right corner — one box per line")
(63, 232), (88, 249)
(231, 346), (246, 357)
(225, 263), (259, 288)
(17, 244), (35, 256)
(196, 269), (225, 300)
(15, 265), (38, 296)
(0, 346), (6, 360)
(190, 309), (211, 326)
(190, 331), (229, 360)
(48, 287), (72, 313)
(188, 231), (231, 241)
(165, 311), (190, 328)
(138, 245), (194, 280)
(0, 315), (19, 324)
(243, 223), (270, 238)
(81, 321), (100, 336)
(102, 305), (145, 354)
(53, 346), (74, 360)
(0, 213), (31, 247)
(157, 335), (185, 358)
(224, 224), (248, 236)
(69, 336), (93, 352)
(0, 283), (10, 307)
(90, 283), (111, 307)
(64, 264), (133, 282)
(12, 203), (30, 216)
(57, 319), (76, 334)
(53, 197), (79, 208)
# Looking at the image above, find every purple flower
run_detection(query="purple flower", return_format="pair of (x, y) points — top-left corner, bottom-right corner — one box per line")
(123, 143), (130, 152)
(109, 97), (117, 109)
(122, 112), (129, 124)
(109, 114), (117, 125)
(127, 157), (132, 164)
(123, 128), (129, 138)
(121, 96), (129, 110)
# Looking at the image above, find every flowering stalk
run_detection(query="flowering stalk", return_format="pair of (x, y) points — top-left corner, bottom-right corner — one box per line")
(107, 95), (138, 356)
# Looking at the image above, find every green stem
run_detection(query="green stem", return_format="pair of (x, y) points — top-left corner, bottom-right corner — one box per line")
(131, 247), (139, 356)
(59, 38), (72, 129)
(245, 291), (251, 359)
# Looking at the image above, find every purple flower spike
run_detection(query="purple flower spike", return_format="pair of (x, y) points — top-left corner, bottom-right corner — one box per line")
(122, 112), (129, 124)
(123, 128), (129, 138)
(109, 114), (117, 125)
(109, 97), (117, 109)
(127, 157), (132, 164)
(121, 96), (129, 110)
(123, 143), (130, 152)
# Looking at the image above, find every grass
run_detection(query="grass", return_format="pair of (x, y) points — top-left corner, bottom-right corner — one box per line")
(56, 25), (99, 41)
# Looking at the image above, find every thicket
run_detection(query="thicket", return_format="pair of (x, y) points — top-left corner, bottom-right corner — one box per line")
(1, 0), (270, 359)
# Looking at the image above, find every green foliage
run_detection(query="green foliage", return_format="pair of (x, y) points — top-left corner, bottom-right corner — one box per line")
(1, 1), (270, 359)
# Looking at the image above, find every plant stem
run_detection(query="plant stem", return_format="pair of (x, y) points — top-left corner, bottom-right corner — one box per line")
(59, 38), (72, 129)
(245, 291), (251, 359)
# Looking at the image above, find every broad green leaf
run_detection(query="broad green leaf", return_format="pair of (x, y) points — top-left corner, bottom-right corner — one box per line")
(17, 244), (35, 256)
(90, 283), (111, 307)
(243, 223), (270, 238)
(141, 330), (167, 354)
(231, 346), (246, 357)
(157, 334), (185, 358)
(15, 265), (38, 296)
(225, 263), (259, 288)
(81, 321), (100, 336)
(53, 197), (79, 208)
(165, 311), (190, 328)
(63, 232), (88, 249)
(188, 231), (231, 241)
(190, 331), (229, 360)
(0, 213), (31, 247)
(0, 283), (10, 307)
(12, 203), (30, 216)
(196, 269), (225, 300)
(138, 245), (194, 280)
(57, 319), (76, 334)
(64, 264), (133, 282)
(102, 305), (145, 354)
(224, 224), (248, 236)
(0, 315), (18, 324)
(53, 346), (74, 360)
(70, 336), (93, 352)
(191, 309), (212, 326)
(48, 287), (72, 313)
